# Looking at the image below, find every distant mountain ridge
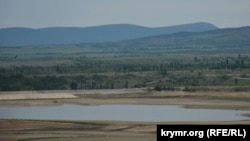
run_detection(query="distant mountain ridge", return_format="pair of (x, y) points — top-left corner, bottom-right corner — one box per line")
(97, 26), (250, 54)
(137, 26), (250, 47)
(0, 22), (217, 47)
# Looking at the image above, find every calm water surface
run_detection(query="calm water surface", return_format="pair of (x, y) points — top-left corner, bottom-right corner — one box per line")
(0, 104), (249, 122)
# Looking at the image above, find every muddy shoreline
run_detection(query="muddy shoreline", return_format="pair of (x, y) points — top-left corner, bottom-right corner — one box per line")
(1, 89), (250, 141)
(1, 89), (250, 110)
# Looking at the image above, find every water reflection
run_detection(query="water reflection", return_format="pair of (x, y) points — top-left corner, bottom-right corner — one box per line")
(0, 104), (249, 122)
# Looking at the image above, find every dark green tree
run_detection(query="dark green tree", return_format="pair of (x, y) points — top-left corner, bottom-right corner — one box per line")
(70, 82), (78, 90)
(234, 78), (238, 85)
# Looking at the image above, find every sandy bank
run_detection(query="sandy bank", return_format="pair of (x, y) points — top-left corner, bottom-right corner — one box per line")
(0, 89), (143, 100)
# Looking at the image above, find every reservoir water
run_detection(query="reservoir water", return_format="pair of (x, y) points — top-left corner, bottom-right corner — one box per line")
(0, 104), (249, 122)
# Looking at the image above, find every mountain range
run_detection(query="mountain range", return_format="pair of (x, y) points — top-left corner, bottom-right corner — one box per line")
(121, 26), (250, 48)
(92, 26), (250, 54)
(0, 22), (217, 47)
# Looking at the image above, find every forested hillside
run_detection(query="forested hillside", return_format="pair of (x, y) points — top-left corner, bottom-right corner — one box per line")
(0, 26), (250, 91)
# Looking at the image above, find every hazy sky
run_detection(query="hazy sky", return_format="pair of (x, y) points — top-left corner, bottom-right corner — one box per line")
(0, 0), (250, 28)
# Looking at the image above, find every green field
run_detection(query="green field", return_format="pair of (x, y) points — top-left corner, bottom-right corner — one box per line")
(0, 44), (250, 91)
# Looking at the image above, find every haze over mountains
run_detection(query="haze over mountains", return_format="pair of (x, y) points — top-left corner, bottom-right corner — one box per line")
(0, 22), (250, 58)
(0, 22), (217, 47)
(122, 26), (250, 48)
(98, 26), (250, 54)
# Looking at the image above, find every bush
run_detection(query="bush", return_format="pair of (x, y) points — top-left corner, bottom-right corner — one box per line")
(70, 82), (78, 90)
(233, 87), (250, 92)
(154, 85), (175, 91)
(165, 86), (175, 91)
(154, 85), (163, 91)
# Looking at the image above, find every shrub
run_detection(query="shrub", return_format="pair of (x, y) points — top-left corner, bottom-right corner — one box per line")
(154, 85), (163, 91)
